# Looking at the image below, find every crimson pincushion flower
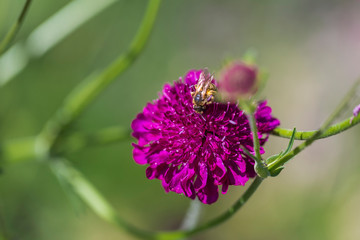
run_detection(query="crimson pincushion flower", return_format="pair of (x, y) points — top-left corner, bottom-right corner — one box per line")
(131, 70), (280, 204)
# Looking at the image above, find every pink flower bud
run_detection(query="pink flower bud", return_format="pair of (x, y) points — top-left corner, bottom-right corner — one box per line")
(219, 62), (258, 100)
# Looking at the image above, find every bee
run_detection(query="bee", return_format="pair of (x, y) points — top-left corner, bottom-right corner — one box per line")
(191, 68), (217, 114)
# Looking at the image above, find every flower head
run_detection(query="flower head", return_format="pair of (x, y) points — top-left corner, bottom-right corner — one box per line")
(131, 70), (280, 204)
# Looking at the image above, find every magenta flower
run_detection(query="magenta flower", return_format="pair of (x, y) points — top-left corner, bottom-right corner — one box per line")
(131, 70), (280, 204)
(353, 104), (360, 117)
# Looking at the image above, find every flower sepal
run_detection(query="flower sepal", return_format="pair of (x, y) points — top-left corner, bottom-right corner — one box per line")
(242, 48), (258, 66)
(265, 153), (284, 177)
(266, 128), (296, 177)
(254, 162), (270, 178)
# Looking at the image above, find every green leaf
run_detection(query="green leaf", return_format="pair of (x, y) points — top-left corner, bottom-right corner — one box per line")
(265, 152), (282, 165)
(266, 128), (296, 177)
(284, 128), (296, 155)
(270, 166), (284, 177)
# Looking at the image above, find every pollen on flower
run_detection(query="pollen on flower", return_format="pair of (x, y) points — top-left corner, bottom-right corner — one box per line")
(131, 70), (280, 204)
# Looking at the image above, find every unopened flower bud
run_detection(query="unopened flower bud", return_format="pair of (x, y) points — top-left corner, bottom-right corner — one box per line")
(219, 61), (258, 100)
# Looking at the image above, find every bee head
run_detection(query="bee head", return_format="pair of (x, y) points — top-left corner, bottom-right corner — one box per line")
(194, 93), (202, 104)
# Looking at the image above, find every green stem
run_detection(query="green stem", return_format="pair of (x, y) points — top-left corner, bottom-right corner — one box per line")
(179, 199), (202, 231)
(0, 0), (118, 87)
(271, 114), (360, 140)
(49, 159), (262, 240)
(35, 0), (161, 159)
(0, 137), (35, 163)
(49, 159), (156, 239)
(55, 126), (131, 155)
(247, 113), (262, 162)
(0, 0), (32, 56)
(245, 108), (269, 178)
(240, 147), (258, 162)
(179, 176), (263, 238)
(0, 126), (131, 163)
(268, 78), (360, 174)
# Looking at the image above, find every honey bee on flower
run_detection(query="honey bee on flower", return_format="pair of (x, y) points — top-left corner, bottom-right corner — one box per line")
(190, 68), (217, 114)
(131, 69), (280, 204)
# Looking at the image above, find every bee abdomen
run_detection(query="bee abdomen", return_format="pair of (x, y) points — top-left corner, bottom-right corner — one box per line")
(193, 105), (206, 114)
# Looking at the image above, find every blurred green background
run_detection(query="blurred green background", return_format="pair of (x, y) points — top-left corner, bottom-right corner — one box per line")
(1, 0), (360, 239)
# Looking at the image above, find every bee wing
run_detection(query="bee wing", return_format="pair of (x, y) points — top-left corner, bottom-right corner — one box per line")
(203, 68), (214, 88)
(198, 68), (210, 84)
(198, 71), (206, 85)
(202, 68), (210, 78)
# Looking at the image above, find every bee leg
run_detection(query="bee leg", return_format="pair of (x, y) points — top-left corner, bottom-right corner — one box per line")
(206, 95), (215, 104)
(190, 84), (198, 92)
(208, 89), (217, 95)
(209, 84), (217, 91)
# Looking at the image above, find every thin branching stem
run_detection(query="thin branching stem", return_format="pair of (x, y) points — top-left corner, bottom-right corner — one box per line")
(49, 159), (156, 240)
(179, 199), (202, 231)
(0, 0), (32, 56)
(50, 159), (262, 240)
(35, 0), (161, 159)
(0, 0), (118, 87)
(179, 177), (263, 238)
(247, 113), (262, 163)
(268, 78), (360, 174)
(271, 114), (360, 140)
(244, 107), (269, 178)
(0, 126), (131, 163)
